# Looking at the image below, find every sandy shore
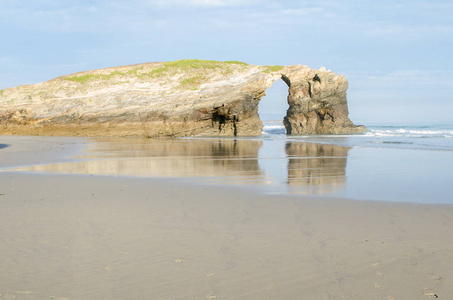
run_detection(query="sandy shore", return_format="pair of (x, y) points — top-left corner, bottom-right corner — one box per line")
(1, 136), (453, 299)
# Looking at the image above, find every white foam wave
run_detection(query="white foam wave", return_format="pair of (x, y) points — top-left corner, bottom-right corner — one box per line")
(262, 124), (285, 135)
(263, 125), (285, 130)
(367, 128), (453, 138)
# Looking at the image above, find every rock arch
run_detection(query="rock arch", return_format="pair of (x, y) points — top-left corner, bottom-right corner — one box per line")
(0, 61), (366, 137)
(211, 66), (366, 137)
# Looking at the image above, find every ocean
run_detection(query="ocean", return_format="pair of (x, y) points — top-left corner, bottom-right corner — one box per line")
(262, 120), (453, 151)
(3, 121), (453, 204)
(257, 120), (453, 203)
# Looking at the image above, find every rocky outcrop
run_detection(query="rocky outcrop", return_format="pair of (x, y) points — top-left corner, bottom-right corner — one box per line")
(282, 67), (366, 135)
(0, 60), (366, 137)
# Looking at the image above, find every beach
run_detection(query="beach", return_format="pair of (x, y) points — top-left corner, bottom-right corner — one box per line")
(1, 135), (453, 299)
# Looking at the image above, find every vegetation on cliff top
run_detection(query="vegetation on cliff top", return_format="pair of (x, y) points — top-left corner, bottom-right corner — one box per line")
(262, 65), (284, 73)
(64, 71), (127, 84)
(64, 60), (249, 83)
(62, 59), (284, 91)
(159, 59), (248, 71)
(63, 59), (252, 90)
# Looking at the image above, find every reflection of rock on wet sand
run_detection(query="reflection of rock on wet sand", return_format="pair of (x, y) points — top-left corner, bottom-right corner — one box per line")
(285, 142), (350, 194)
(9, 138), (352, 193)
(14, 138), (264, 180)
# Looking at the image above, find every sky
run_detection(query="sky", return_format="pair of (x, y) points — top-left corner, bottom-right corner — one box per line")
(1, 0), (452, 124)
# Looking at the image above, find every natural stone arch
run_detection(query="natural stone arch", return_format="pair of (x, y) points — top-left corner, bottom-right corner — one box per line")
(230, 67), (366, 136)
(0, 60), (366, 137)
(271, 69), (365, 135)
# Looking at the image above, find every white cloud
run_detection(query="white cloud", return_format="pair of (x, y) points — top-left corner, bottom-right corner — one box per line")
(144, 0), (261, 8)
(344, 69), (453, 95)
(386, 70), (453, 87)
(0, 57), (12, 63)
(189, 0), (255, 7)
(0, 0), (342, 36)
(282, 7), (323, 15)
(366, 24), (453, 37)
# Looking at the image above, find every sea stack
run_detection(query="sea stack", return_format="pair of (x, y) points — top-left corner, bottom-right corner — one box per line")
(0, 60), (366, 137)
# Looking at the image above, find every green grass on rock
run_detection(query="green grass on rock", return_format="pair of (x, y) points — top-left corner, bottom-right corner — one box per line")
(63, 59), (251, 88)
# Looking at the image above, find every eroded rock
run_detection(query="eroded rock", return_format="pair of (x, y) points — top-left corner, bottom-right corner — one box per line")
(282, 67), (366, 135)
(0, 60), (366, 137)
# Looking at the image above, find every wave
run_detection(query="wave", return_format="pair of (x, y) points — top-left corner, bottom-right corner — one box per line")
(260, 121), (453, 143)
(263, 125), (285, 130)
(366, 128), (453, 139)
(262, 124), (286, 135)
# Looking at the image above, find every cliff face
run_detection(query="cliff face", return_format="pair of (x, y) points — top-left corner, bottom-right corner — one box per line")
(0, 60), (366, 137)
(282, 67), (366, 135)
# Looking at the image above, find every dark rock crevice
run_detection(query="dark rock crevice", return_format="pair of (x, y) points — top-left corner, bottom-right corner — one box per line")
(313, 74), (321, 83)
(211, 104), (239, 136)
(281, 75), (291, 87)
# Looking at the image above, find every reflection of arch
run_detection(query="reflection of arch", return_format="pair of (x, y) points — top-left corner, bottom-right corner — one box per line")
(285, 142), (350, 193)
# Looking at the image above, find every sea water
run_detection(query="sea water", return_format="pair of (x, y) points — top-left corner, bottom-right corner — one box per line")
(258, 121), (453, 203)
(262, 121), (453, 151)
(3, 121), (453, 204)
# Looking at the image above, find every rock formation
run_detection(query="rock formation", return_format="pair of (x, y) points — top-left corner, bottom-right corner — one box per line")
(0, 60), (366, 137)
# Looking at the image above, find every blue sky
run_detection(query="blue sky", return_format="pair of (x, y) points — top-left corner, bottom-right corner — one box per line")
(1, 0), (452, 124)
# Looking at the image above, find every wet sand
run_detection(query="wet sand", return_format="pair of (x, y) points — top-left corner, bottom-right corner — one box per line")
(1, 136), (453, 299)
